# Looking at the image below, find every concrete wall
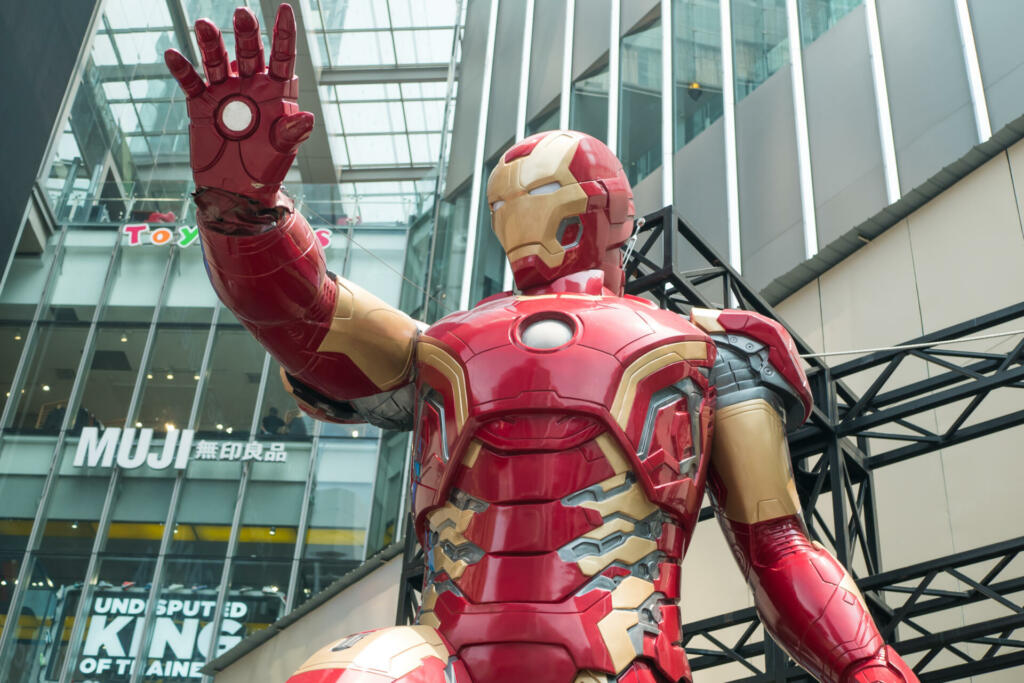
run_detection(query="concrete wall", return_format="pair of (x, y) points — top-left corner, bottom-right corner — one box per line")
(682, 139), (1024, 682)
(213, 556), (403, 683)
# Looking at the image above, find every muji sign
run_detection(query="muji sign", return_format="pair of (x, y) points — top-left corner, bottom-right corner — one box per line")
(122, 224), (333, 248)
(74, 427), (291, 471)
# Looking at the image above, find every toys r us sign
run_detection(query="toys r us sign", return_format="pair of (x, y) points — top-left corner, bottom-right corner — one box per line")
(122, 224), (333, 248)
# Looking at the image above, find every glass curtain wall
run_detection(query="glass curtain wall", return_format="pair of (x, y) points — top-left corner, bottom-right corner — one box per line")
(731, 0), (789, 101)
(619, 21), (663, 186)
(673, 0), (725, 149)
(571, 66), (610, 143)
(0, 224), (398, 682)
(469, 161), (505, 306)
(798, 0), (862, 46)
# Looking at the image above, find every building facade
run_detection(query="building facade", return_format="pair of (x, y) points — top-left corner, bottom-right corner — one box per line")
(3, 0), (1024, 682)
(0, 0), (463, 681)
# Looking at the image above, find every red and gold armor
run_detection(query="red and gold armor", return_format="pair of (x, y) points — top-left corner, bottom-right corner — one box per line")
(167, 6), (918, 682)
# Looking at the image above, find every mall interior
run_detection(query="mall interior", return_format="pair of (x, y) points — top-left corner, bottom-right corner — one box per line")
(1, 0), (1023, 681)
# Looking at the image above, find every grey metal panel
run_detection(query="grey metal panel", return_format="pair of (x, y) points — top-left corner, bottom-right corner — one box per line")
(632, 165), (663, 218)
(445, 0), (491, 196)
(527, 0), (567, 122)
(484, 0), (527, 160)
(967, 1), (1024, 133)
(674, 117), (728, 263)
(621, 0), (659, 36)
(744, 221), (804, 291)
(573, 0), (611, 80)
(876, 0), (975, 194)
(803, 5), (887, 247)
(735, 68), (802, 281)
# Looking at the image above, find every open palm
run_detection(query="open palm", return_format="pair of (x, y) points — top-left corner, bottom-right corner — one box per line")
(164, 4), (313, 206)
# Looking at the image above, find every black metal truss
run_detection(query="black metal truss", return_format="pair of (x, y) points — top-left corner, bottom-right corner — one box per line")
(395, 206), (1024, 681)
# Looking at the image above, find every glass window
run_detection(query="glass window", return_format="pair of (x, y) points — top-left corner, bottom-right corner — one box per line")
(469, 161), (505, 306)
(571, 67), (610, 142)
(620, 22), (663, 185)
(301, 437), (377, 594)
(674, 0), (725, 148)
(71, 326), (147, 432)
(9, 323), (90, 434)
(134, 323), (210, 436)
(798, 0), (861, 45)
(731, 0), (789, 101)
(194, 328), (265, 438)
(426, 187), (470, 321)
(173, 458), (243, 558)
(527, 107), (560, 136)
(365, 430), (410, 556)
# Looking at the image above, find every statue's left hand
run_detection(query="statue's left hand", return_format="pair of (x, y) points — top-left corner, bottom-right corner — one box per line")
(164, 4), (314, 207)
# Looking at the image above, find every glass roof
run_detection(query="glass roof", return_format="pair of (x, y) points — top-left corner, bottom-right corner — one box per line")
(47, 0), (463, 226)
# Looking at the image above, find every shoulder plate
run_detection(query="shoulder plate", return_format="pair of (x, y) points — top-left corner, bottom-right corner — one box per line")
(690, 308), (812, 429)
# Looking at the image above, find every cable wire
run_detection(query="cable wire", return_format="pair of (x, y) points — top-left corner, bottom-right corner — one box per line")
(798, 329), (1024, 359)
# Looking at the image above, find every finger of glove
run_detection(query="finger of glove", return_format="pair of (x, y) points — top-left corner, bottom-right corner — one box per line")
(195, 19), (231, 85)
(233, 7), (265, 78)
(269, 3), (296, 81)
(272, 111), (314, 152)
(164, 49), (206, 98)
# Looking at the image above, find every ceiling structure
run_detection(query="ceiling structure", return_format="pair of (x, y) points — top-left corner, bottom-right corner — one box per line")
(81, 0), (462, 225)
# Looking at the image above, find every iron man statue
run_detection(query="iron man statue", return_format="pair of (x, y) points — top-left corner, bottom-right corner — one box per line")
(166, 6), (918, 682)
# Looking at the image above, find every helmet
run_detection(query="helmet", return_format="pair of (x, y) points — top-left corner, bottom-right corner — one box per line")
(486, 130), (635, 294)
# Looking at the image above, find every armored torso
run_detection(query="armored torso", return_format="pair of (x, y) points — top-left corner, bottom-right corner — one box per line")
(409, 273), (715, 682)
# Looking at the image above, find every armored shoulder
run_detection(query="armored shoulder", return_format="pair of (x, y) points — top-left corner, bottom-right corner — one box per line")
(690, 308), (812, 430)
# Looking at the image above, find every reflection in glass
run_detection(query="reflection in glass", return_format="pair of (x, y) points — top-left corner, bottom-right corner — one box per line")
(620, 22), (662, 185)
(134, 325), (209, 435)
(10, 323), (90, 433)
(426, 187), (470, 322)
(470, 161), (505, 305)
(674, 0), (725, 149)
(571, 67), (610, 142)
(798, 0), (861, 45)
(228, 559), (290, 637)
(731, 0), (789, 101)
(365, 430), (410, 556)
(195, 328), (269, 438)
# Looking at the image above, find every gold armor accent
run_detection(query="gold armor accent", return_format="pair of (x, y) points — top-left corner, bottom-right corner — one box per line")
(577, 536), (659, 576)
(426, 499), (480, 580)
(610, 576), (656, 609)
(595, 576), (657, 672)
(462, 440), (482, 468)
(292, 625), (449, 678)
(689, 307), (726, 333)
(574, 672), (613, 683)
(487, 132), (590, 268)
(417, 338), (469, 431)
(610, 341), (708, 429)
(582, 517), (636, 540)
(419, 585), (442, 628)
(711, 398), (802, 524)
(317, 276), (418, 391)
(577, 481), (658, 520)
(596, 433), (630, 475)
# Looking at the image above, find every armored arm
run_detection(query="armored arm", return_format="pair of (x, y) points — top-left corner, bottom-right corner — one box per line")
(166, 5), (417, 429)
(692, 308), (916, 683)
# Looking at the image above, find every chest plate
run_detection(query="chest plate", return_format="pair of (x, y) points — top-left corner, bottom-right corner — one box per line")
(411, 292), (716, 533)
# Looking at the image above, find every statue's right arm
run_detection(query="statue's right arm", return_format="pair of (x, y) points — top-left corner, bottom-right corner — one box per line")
(166, 5), (418, 429)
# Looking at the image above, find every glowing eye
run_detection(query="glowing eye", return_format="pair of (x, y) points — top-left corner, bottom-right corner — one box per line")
(492, 200), (505, 211)
(528, 181), (561, 196)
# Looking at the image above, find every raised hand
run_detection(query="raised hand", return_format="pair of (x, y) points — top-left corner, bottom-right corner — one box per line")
(164, 4), (313, 207)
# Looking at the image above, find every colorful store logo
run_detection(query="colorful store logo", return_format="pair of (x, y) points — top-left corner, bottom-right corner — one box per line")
(74, 427), (291, 471)
(122, 224), (333, 248)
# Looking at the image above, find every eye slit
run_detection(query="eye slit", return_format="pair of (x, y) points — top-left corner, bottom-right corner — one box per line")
(528, 181), (561, 196)
(492, 200), (506, 211)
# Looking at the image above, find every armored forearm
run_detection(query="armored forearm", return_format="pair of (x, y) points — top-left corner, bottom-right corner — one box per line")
(196, 188), (418, 421)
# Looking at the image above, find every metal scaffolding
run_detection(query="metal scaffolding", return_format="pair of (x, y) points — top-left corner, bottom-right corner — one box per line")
(396, 206), (1024, 681)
